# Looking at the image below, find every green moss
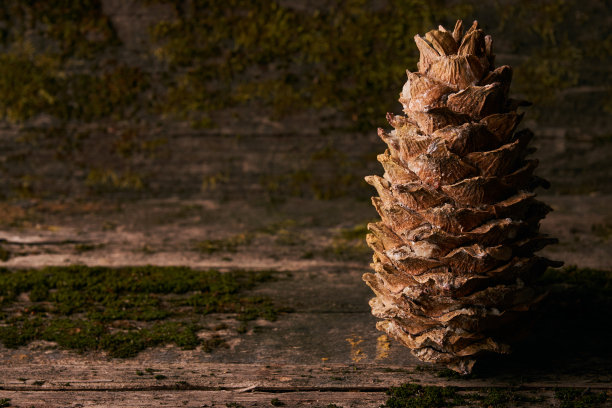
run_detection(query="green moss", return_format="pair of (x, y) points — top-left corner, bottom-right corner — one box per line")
(338, 223), (369, 241)
(195, 233), (254, 254)
(384, 384), (462, 408)
(478, 388), (513, 407)
(0, 53), (149, 123)
(0, 3), (138, 125)
(256, 219), (304, 246)
(201, 335), (227, 352)
(270, 398), (284, 406)
(85, 168), (145, 192)
(149, 0), (472, 130)
(0, 52), (58, 122)
(112, 131), (168, 160)
(0, 266), (286, 357)
(383, 384), (550, 408)
(495, 0), (609, 104)
(201, 172), (230, 192)
(0, 0), (607, 202)
(59, 66), (150, 121)
(555, 388), (608, 408)
(146, 0), (608, 129)
(273, 228), (305, 247)
(0, 398), (10, 408)
(0, 0), (605, 131)
(435, 368), (473, 379)
(0, 246), (10, 262)
(235, 296), (292, 322)
(258, 145), (374, 202)
(42, 318), (106, 352)
(539, 266), (612, 301)
(319, 221), (374, 261)
(322, 240), (370, 262)
(513, 44), (580, 103)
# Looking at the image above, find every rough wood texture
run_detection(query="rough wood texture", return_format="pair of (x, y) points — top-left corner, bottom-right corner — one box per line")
(1, 265), (611, 406)
(1, 363), (609, 407)
(0, 390), (398, 408)
(2, 362), (612, 391)
(365, 20), (561, 374)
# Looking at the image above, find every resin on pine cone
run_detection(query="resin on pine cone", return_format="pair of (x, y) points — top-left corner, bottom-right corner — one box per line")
(363, 20), (561, 374)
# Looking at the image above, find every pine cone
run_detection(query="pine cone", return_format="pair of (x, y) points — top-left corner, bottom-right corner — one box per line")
(363, 20), (561, 374)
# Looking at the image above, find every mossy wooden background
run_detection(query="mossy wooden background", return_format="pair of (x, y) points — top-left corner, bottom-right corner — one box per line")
(0, 0), (610, 201)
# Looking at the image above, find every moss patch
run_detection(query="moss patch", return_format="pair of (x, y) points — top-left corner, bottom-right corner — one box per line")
(0, 266), (287, 357)
(383, 384), (464, 408)
(383, 384), (550, 408)
(555, 388), (608, 408)
(0, 246), (10, 262)
(495, 0), (610, 105)
(0, 52), (149, 123)
(0, 0), (605, 127)
(1, 0), (608, 201)
(539, 265), (612, 308)
(195, 233), (254, 254)
(319, 222), (372, 261)
(147, 0), (473, 130)
(541, 265), (612, 287)
(258, 145), (377, 203)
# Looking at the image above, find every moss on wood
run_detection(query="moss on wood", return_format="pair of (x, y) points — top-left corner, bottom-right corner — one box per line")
(383, 383), (572, 408)
(0, 265), (287, 357)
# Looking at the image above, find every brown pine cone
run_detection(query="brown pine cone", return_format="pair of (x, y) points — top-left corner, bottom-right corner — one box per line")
(363, 20), (561, 374)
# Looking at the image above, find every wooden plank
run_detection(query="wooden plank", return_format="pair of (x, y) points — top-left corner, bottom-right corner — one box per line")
(0, 390), (386, 408)
(1, 195), (611, 405)
(0, 387), (583, 408)
(2, 194), (610, 271)
(1, 363), (611, 391)
(0, 266), (611, 392)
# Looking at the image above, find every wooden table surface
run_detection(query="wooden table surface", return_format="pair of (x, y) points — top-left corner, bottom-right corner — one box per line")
(1, 192), (611, 407)
(1, 262), (611, 407)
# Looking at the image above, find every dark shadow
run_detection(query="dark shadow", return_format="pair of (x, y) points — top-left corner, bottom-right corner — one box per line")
(473, 267), (612, 381)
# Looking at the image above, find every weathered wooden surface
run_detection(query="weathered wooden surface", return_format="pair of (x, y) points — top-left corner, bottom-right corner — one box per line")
(2, 362), (612, 391)
(0, 363), (608, 407)
(1, 264), (611, 406)
(1, 194), (610, 270)
(1, 191), (611, 408)
(1, 194), (611, 407)
(0, 390), (388, 407)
